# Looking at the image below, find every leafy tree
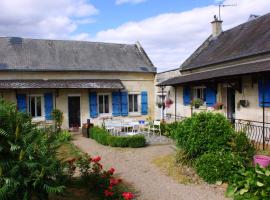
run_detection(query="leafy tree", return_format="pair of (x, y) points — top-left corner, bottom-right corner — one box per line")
(0, 99), (65, 200)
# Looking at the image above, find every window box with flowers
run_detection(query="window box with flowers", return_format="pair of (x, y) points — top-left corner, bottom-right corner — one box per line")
(191, 99), (204, 109)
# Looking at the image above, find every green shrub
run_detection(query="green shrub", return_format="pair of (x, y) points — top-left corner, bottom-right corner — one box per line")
(161, 121), (180, 138)
(226, 165), (270, 200)
(230, 132), (255, 166)
(91, 127), (145, 148)
(174, 112), (235, 159)
(195, 151), (244, 184)
(0, 99), (65, 199)
(52, 109), (64, 132)
(55, 130), (72, 143)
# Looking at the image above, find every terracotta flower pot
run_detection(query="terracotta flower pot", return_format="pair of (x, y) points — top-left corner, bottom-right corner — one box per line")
(254, 155), (270, 168)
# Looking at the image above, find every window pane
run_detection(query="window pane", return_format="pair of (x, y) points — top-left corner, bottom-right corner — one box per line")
(134, 95), (138, 112)
(197, 89), (201, 99)
(129, 95), (133, 112)
(36, 97), (41, 117)
(30, 97), (35, 117)
(99, 96), (103, 113)
(104, 95), (109, 113)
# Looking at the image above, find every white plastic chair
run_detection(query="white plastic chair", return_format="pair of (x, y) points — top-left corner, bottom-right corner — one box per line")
(148, 120), (161, 137)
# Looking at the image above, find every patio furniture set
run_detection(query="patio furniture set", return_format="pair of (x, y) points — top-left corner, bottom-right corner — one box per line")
(104, 119), (161, 137)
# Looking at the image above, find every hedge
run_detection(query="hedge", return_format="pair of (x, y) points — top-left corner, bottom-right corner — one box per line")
(89, 127), (146, 148)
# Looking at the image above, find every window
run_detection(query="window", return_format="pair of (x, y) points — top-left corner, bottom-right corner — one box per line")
(29, 96), (42, 117)
(98, 94), (109, 114)
(193, 88), (206, 101)
(129, 94), (138, 112)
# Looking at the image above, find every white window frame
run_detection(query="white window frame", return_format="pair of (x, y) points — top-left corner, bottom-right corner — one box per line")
(128, 92), (140, 115)
(29, 94), (44, 120)
(192, 87), (206, 102)
(98, 93), (111, 116)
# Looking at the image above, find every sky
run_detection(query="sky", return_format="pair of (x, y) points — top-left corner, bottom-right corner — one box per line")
(0, 0), (269, 72)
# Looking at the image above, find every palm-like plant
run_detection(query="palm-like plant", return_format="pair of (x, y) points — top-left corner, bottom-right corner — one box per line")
(0, 99), (65, 200)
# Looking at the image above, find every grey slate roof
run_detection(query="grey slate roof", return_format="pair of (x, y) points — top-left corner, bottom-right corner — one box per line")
(181, 12), (270, 71)
(0, 79), (124, 89)
(0, 37), (156, 73)
(158, 60), (270, 86)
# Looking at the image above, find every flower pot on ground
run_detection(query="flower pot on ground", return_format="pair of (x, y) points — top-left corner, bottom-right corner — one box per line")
(191, 99), (203, 109)
(254, 155), (270, 168)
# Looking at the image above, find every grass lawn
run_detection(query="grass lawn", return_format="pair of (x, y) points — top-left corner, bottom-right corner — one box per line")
(152, 153), (202, 184)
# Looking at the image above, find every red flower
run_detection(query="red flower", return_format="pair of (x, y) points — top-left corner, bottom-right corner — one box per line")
(92, 156), (101, 162)
(122, 192), (134, 200)
(108, 167), (115, 175)
(104, 189), (114, 197)
(110, 178), (121, 186)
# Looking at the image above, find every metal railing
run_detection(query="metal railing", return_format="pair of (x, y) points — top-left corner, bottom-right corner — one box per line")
(164, 114), (270, 150)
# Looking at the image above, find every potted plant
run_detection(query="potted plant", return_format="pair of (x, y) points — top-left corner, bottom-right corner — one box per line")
(239, 100), (249, 107)
(192, 99), (204, 109)
(156, 102), (165, 109)
(165, 98), (174, 108)
(213, 102), (224, 110)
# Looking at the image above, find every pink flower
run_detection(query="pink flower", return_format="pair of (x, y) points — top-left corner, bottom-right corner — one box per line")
(122, 192), (134, 200)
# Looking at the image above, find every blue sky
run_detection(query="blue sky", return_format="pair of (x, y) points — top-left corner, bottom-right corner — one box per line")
(0, 0), (269, 71)
(80, 0), (215, 36)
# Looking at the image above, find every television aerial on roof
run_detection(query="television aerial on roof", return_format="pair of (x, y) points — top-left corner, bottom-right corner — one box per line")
(217, 2), (237, 20)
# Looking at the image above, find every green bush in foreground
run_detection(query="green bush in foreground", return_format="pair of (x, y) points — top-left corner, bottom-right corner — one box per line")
(226, 165), (270, 200)
(90, 127), (146, 148)
(174, 112), (235, 159)
(195, 151), (244, 184)
(0, 99), (65, 200)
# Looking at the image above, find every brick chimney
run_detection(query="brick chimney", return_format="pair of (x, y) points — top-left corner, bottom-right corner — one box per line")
(211, 15), (223, 37)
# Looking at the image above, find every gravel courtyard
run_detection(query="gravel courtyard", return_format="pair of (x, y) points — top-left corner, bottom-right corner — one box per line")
(72, 134), (229, 200)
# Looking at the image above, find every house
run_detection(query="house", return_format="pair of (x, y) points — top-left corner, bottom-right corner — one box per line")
(158, 13), (270, 126)
(154, 68), (180, 121)
(0, 37), (156, 129)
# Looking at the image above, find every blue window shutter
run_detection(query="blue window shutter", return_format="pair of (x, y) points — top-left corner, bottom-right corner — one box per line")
(141, 91), (148, 115)
(16, 94), (27, 112)
(183, 86), (191, 105)
(258, 80), (270, 107)
(206, 87), (217, 106)
(89, 92), (98, 118)
(44, 93), (53, 120)
(121, 92), (128, 116)
(112, 92), (121, 116)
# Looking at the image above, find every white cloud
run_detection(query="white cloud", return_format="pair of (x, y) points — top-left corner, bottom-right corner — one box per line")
(0, 0), (98, 39)
(93, 0), (270, 72)
(116, 0), (147, 5)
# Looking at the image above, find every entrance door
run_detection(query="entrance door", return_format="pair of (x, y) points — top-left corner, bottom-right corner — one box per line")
(227, 87), (235, 122)
(68, 96), (81, 128)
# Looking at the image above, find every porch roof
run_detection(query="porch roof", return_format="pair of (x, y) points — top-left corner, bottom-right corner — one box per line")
(0, 79), (125, 89)
(158, 59), (270, 86)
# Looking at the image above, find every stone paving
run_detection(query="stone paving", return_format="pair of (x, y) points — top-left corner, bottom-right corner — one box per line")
(72, 134), (229, 200)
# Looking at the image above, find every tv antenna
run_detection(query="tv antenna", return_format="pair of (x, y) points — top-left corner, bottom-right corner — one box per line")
(218, 3), (237, 20)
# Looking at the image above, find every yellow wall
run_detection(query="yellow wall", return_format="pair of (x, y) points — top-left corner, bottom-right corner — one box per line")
(0, 71), (155, 129)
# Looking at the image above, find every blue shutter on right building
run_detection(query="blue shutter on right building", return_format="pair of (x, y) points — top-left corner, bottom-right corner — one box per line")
(112, 92), (121, 116)
(206, 87), (217, 106)
(16, 94), (27, 112)
(121, 92), (128, 116)
(141, 91), (148, 115)
(183, 86), (191, 105)
(89, 92), (98, 118)
(258, 80), (270, 107)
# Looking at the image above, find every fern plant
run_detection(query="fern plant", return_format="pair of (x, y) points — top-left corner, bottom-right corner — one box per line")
(0, 99), (65, 200)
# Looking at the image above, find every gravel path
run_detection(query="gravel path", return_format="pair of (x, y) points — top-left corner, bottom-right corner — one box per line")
(72, 134), (229, 200)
